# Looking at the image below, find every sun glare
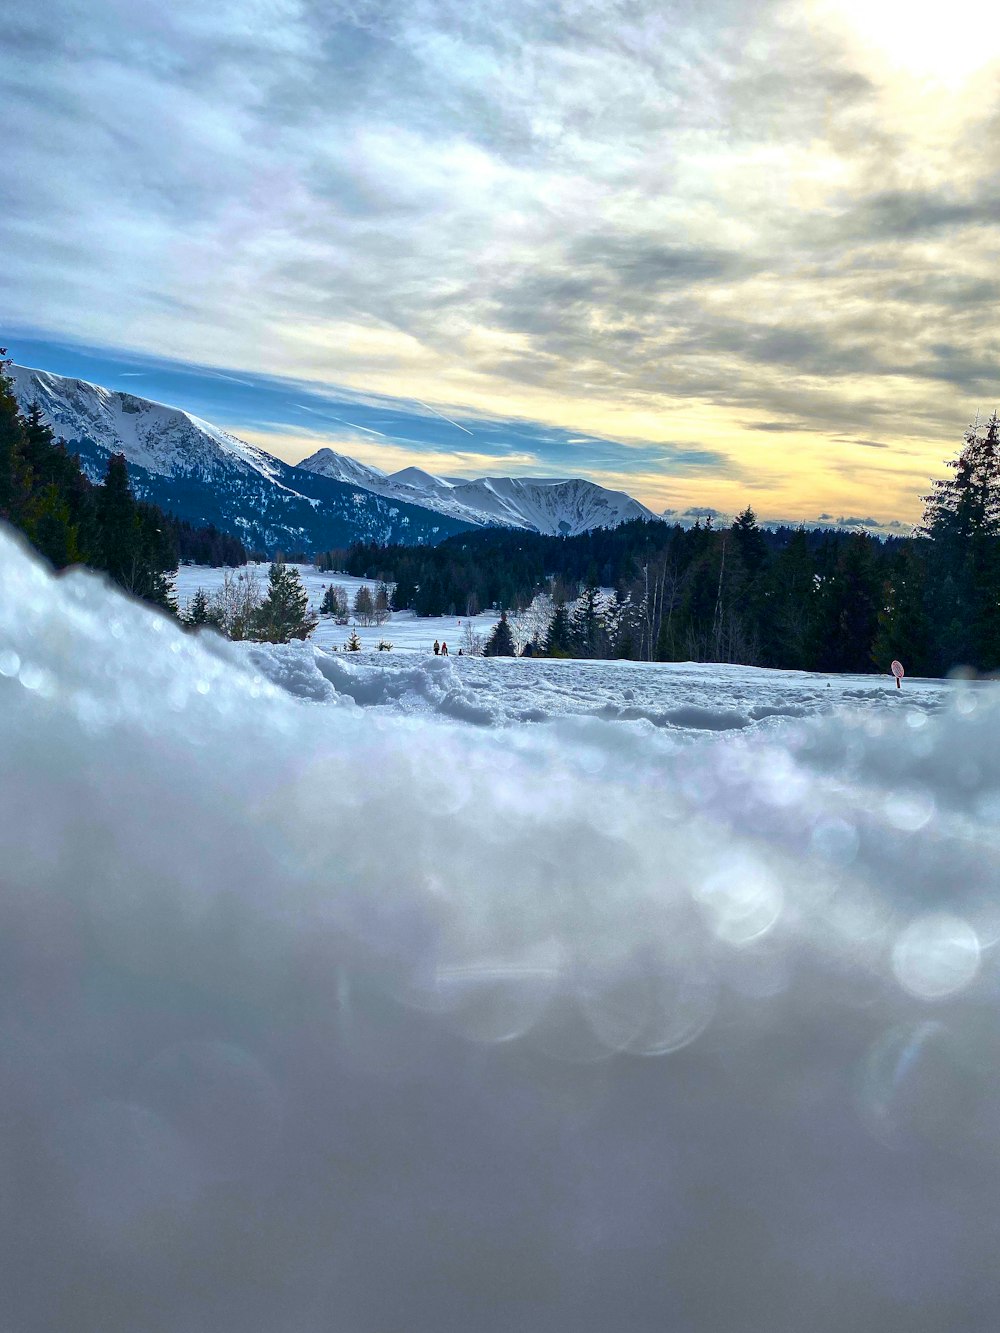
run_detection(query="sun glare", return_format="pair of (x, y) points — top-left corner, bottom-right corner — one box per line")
(822, 0), (1000, 84)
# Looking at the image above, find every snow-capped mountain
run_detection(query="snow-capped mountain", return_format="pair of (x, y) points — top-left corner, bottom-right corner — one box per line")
(299, 448), (657, 536)
(10, 363), (658, 549)
(9, 366), (473, 553)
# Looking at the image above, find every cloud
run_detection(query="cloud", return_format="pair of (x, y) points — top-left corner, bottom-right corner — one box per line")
(4, 0), (999, 524)
(746, 421), (811, 433)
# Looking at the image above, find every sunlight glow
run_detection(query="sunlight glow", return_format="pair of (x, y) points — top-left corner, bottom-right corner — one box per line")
(823, 0), (1000, 83)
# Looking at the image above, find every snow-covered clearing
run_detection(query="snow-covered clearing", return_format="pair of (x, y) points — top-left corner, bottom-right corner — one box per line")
(6, 526), (1000, 1330)
(174, 560), (498, 653)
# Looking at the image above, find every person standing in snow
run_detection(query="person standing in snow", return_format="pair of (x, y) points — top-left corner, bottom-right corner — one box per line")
(433, 639), (440, 655)
(441, 641), (449, 655)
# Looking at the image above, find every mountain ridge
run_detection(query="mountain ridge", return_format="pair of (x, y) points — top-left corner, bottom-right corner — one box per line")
(299, 446), (658, 536)
(10, 364), (662, 551)
(8, 365), (474, 554)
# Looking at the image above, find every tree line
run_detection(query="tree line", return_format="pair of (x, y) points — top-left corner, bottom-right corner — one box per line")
(7, 340), (999, 675)
(326, 416), (1000, 676)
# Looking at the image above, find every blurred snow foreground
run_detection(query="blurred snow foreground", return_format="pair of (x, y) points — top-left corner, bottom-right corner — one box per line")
(4, 525), (1000, 1332)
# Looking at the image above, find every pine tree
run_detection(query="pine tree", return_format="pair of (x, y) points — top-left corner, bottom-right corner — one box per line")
(0, 352), (31, 526)
(184, 588), (212, 628)
(345, 627), (362, 651)
(811, 533), (881, 673)
(92, 454), (175, 608)
(255, 561), (318, 643)
(761, 528), (815, 668)
(484, 609), (516, 656)
(374, 582), (391, 624)
(922, 413), (1000, 670)
(873, 542), (932, 676)
(544, 601), (573, 656)
(570, 585), (603, 658)
(731, 506), (768, 575)
(923, 413), (1000, 548)
(94, 453), (139, 584)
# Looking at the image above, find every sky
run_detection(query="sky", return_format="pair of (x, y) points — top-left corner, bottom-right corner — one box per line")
(4, 0), (1000, 526)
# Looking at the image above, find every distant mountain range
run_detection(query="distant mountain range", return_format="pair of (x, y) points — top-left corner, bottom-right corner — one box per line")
(299, 448), (657, 536)
(9, 365), (659, 552)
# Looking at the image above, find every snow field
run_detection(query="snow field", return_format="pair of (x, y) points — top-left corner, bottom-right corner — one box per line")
(174, 560), (499, 653)
(5, 527), (1000, 1330)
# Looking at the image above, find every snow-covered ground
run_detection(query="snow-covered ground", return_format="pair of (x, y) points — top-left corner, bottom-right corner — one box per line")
(271, 650), (948, 730)
(174, 560), (498, 653)
(177, 561), (947, 729)
(6, 526), (1000, 1330)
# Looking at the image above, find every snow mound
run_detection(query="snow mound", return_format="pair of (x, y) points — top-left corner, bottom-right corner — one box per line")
(3, 526), (1000, 1329)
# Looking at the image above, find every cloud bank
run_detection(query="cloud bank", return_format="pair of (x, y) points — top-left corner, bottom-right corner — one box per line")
(4, 0), (1000, 519)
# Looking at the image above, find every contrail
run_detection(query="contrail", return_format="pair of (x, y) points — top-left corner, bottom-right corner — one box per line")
(203, 370), (256, 388)
(414, 399), (475, 436)
(295, 404), (388, 438)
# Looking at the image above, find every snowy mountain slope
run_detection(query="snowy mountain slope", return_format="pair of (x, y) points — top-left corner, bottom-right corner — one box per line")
(9, 364), (285, 483)
(9, 366), (473, 553)
(300, 447), (658, 535)
(294, 446), (388, 491)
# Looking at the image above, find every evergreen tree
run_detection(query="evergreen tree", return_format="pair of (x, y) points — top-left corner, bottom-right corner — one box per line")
(345, 628), (362, 651)
(20, 403), (88, 566)
(761, 528), (815, 667)
(392, 572), (416, 610)
(922, 414), (1000, 670)
(731, 506), (768, 575)
(570, 585), (603, 658)
(93, 454), (175, 608)
(543, 601), (573, 656)
(812, 533), (881, 673)
(873, 541), (932, 676)
(484, 609), (516, 656)
(0, 352), (31, 526)
(94, 453), (138, 582)
(184, 588), (213, 628)
(374, 582), (391, 624)
(255, 561), (318, 642)
(321, 583), (349, 619)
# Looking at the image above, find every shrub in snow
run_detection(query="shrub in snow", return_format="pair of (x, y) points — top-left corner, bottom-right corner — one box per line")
(208, 566), (261, 640)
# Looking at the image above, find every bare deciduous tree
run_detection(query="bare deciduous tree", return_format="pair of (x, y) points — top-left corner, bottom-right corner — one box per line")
(209, 568), (262, 640)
